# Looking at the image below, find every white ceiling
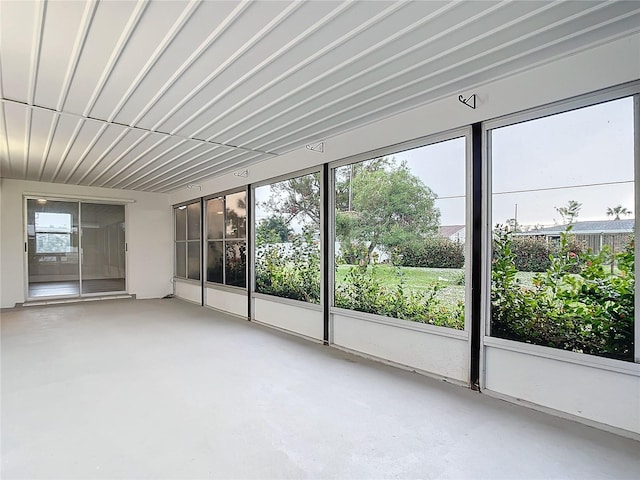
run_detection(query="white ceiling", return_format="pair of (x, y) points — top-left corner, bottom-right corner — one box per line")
(1, 0), (639, 193)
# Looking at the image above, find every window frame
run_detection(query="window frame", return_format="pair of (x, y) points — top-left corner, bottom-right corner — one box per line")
(251, 166), (322, 305)
(482, 80), (640, 365)
(203, 187), (248, 290)
(327, 126), (473, 334)
(173, 200), (201, 282)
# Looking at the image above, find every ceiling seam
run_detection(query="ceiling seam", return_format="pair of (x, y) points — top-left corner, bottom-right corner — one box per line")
(265, 11), (640, 157)
(24, 1), (45, 178)
(103, 135), (172, 188)
(108, 137), (194, 189)
(157, 150), (265, 193)
(0, 101), (11, 177)
(215, 0), (508, 147)
(250, 1), (616, 153)
(37, 112), (59, 181)
(78, 126), (134, 184)
(90, 130), (153, 186)
(118, 141), (219, 190)
(193, 0), (423, 142)
(56, 0), (98, 111)
(175, 0), (356, 137)
(120, 142), (225, 190)
(50, 117), (85, 182)
(82, 0), (148, 117)
(27, 0), (45, 105)
(142, 145), (260, 191)
(0, 98), (276, 156)
(126, 1), (251, 127)
(63, 122), (110, 183)
(154, 150), (262, 193)
(129, 143), (243, 191)
(23, 105), (32, 178)
(153, 1), (303, 134)
(105, 0), (201, 123)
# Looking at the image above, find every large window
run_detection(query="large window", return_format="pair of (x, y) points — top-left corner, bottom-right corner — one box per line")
(206, 191), (247, 288)
(489, 95), (636, 362)
(174, 201), (201, 281)
(34, 212), (73, 253)
(333, 136), (467, 329)
(254, 172), (321, 303)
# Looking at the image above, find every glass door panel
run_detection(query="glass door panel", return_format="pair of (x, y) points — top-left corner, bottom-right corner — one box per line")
(27, 199), (80, 298)
(80, 203), (126, 294)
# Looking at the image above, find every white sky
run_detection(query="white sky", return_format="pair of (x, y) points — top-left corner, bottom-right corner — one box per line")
(254, 95), (635, 229)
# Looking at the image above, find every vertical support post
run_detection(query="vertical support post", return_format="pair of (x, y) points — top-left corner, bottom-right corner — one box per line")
(471, 122), (483, 390)
(634, 94), (639, 363)
(322, 163), (330, 345)
(247, 185), (253, 321)
(200, 197), (205, 307)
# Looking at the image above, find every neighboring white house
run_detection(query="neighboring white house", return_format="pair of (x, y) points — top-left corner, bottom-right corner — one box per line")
(518, 219), (634, 254)
(439, 225), (466, 243)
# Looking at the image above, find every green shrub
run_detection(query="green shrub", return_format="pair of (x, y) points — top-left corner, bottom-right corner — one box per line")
(394, 237), (464, 269)
(491, 228), (634, 361)
(255, 227), (320, 303)
(335, 263), (464, 329)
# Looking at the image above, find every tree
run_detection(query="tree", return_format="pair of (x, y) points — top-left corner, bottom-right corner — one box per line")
(606, 205), (632, 220)
(256, 215), (292, 244)
(262, 173), (321, 228)
(336, 159), (440, 264)
(555, 200), (582, 224)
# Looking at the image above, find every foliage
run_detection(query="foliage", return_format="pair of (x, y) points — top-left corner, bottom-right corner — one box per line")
(555, 200), (582, 224)
(606, 205), (632, 220)
(393, 237), (464, 269)
(335, 262), (464, 329)
(491, 227), (634, 362)
(336, 159), (440, 265)
(262, 173), (321, 227)
(256, 215), (292, 244)
(255, 227), (320, 303)
(503, 235), (585, 273)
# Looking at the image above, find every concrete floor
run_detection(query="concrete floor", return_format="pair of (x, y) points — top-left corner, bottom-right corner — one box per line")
(1, 299), (639, 479)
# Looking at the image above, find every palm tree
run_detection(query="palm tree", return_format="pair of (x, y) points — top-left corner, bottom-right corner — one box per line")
(606, 205), (632, 220)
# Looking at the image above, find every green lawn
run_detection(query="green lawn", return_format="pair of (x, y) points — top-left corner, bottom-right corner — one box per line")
(335, 264), (465, 307)
(335, 264), (542, 309)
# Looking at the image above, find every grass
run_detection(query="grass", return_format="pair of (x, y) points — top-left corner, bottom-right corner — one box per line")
(334, 264), (543, 309)
(335, 264), (466, 308)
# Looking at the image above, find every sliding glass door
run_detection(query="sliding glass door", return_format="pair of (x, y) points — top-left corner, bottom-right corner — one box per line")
(27, 199), (80, 298)
(26, 198), (126, 299)
(80, 203), (126, 295)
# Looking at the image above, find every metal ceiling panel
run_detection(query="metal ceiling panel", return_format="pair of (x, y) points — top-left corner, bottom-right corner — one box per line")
(1, 0), (638, 192)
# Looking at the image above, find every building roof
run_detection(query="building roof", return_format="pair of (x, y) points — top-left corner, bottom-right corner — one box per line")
(523, 219), (634, 236)
(439, 225), (465, 238)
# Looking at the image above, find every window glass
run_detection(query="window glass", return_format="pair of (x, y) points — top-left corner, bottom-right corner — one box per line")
(205, 191), (247, 287)
(255, 172), (320, 303)
(175, 242), (186, 278)
(226, 192), (247, 239)
(175, 207), (186, 241)
(207, 241), (224, 283)
(333, 138), (466, 329)
(36, 233), (72, 254)
(490, 96), (635, 362)
(225, 241), (246, 288)
(206, 198), (224, 239)
(187, 241), (200, 280)
(187, 202), (200, 241)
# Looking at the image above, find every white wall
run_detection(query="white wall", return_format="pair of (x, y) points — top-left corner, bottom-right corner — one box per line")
(253, 297), (323, 341)
(206, 286), (247, 318)
(171, 34), (640, 204)
(333, 312), (469, 384)
(484, 342), (640, 435)
(174, 279), (201, 305)
(0, 178), (173, 308)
